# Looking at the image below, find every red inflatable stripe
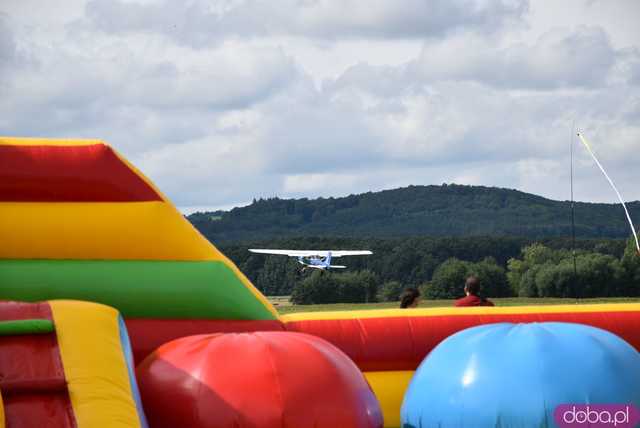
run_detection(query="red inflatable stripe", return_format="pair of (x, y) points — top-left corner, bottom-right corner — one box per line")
(284, 311), (640, 371)
(125, 311), (640, 370)
(0, 377), (68, 394)
(0, 144), (161, 202)
(4, 394), (77, 428)
(125, 318), (286, 363)
(0, 301), (54, 321)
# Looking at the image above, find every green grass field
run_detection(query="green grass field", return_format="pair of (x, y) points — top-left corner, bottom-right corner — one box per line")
(270, 297), (640, 314)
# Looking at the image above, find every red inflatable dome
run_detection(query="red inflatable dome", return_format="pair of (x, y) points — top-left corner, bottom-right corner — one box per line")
(137, 331), (383, 428)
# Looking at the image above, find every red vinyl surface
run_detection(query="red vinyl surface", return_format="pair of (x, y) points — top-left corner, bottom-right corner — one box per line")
(137, 332), (383, 428)
(0, 144), (161, 202)
(284, 311), (640, 371)
(0, 301), (76, 428)
(4, 394), (77, 428)
(0, 301), (54, 321)
(126, 311), (640, 371)
(125, 318), (285, 363)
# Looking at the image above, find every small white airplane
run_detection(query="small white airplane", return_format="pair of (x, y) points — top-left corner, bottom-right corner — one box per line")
(248, 249), (372, 271)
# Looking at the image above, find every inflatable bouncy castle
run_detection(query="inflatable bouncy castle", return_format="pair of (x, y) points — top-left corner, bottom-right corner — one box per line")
(1, 137), (639, 428)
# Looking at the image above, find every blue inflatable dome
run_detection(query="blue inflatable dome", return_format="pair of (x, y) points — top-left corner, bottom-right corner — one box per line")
(401, 322), (640, 428)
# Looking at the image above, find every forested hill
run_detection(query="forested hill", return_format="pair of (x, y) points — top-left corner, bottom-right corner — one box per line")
(188, 184), (640, 242)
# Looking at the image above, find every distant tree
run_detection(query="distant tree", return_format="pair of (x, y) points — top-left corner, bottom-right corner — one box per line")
(290, 270), (379, 304)
(290, 271), (339, 305)
(424, 258), (472, 299)
(534, 261), (574, 298)
(337, 270), (379, 303)
(621, 236), (640, 296)
(506, 257), (526, 295)
(577, 253), (625, 297)
(507, 242), (631, 298)
(255, 256), (299, 295)
(522, 243), (564, 266)
(377, 281), (404, 302)
(518, 265), (541, 297)
(470, 258), (512, 297)
(356, 270), (379, 303)
(507, 243), (567, 297)
(425, 257), (509, 299)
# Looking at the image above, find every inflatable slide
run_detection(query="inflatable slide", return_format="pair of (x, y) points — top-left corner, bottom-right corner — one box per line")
(0, 300), (147, 428)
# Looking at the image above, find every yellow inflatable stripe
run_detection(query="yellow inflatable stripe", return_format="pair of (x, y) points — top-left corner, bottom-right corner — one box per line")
(0, 136), (103, 146)
(49, 300), (141, 428)
(281, 303), (640, 322)
(0, 202), (224, 261)
(364, 371), (414, 428)
(0, 386), (4, 428)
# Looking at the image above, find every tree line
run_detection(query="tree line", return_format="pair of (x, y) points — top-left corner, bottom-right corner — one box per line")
(218, 235), (636, 303)
(287, 237), (639, 304)
(507, 239), (640, 298)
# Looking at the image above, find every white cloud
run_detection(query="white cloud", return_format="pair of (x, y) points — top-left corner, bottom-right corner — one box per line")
(412, 26), (617, 89)
(1, 0), (639, 211)
(84, 0), (529, 45)
(330, 26), (622, 92)
(0, 17), (299, 153)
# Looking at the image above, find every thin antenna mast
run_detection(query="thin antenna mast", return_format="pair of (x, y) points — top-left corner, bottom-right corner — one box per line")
(570, 122), (578, 298)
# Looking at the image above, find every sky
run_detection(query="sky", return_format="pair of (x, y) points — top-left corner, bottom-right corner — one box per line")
(1, 0), (639, 213)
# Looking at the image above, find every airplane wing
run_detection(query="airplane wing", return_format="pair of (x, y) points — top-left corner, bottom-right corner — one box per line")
(248, 249), (372, 258)
(249, 249), (326, 257)
(329, 250), (373, 258)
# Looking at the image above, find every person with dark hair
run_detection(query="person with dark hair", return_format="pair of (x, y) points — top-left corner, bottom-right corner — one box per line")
(400, 287), (421, 308)
(454, 276), (494, 307)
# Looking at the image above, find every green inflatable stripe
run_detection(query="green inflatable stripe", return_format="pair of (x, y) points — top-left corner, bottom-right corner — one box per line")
(0, 319), (54, 336)
(0, 260), (276, 320)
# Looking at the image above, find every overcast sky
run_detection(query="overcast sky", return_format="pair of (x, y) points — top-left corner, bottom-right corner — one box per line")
(2, 0), (639, 212)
